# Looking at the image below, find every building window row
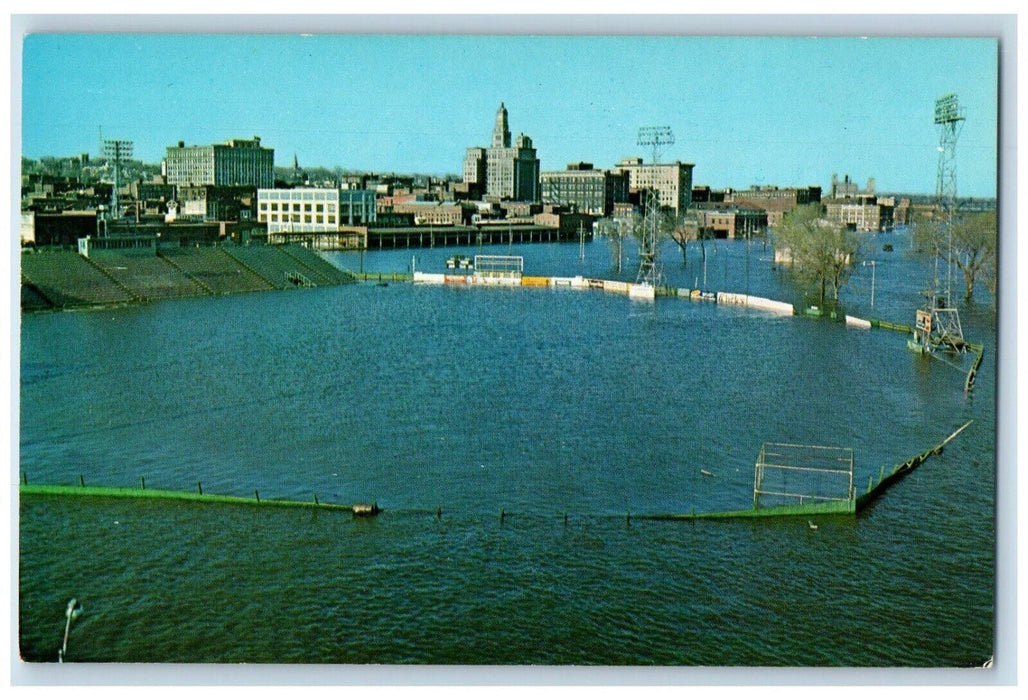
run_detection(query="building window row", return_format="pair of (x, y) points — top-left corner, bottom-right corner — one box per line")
(260, 201), (337, 213)
(262, 213), (339, 225)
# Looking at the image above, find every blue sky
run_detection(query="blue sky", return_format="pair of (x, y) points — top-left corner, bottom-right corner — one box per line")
(20, 33), (998, 197)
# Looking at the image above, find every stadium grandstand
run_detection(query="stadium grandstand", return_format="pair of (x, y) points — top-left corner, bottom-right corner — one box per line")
(20, 244), (355, 310)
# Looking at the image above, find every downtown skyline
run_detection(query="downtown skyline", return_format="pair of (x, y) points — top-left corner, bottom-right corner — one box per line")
(19, 31), (999, 198)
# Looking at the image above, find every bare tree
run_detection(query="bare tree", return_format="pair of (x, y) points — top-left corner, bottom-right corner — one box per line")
(773, 204), (860, 306)
(913, 211), (997, 302)
(668, 210), (699, 266)
(606, 216), (631, 274)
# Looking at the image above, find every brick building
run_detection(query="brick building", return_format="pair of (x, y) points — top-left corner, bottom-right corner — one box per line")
(693, 205), (768, 239)
(540, 162), (629, 216)
(727, 185), (822, 228)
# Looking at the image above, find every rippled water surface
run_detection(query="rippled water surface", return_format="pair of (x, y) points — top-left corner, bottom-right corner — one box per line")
(19, 232), (996, 665)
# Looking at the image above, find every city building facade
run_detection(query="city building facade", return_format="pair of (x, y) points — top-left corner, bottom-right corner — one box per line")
(830, 174), (874, 199)
(257, 187), (376, 233)
(174, 185), (256, 222)
(613, 157), (694, 213)
(165, 137), (274, 189)
(728, 184), (822, 228)
(824, 199), (894, 232)
(390, 201), (473, 226)
(463, 103), (540, 202)
(693, 205), (769, 239)
(822, 173), (893, 232)
(540, 162), (629, 216)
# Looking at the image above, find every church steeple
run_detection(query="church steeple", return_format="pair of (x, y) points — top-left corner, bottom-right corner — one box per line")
(492, 102), (511, 148)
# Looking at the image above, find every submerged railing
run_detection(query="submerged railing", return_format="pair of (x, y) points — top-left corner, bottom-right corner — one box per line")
(21, 421), (972, 524)
(19, 480), (379, 517)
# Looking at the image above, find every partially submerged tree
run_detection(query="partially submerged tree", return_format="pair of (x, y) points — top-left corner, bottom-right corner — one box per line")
(773, 204), (860, 306)
(668, 210), (700, 267)
(603, 217), (630, 274)
(912, 211), (997, 303)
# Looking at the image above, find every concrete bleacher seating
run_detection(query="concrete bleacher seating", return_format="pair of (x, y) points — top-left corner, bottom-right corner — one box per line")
(222, 245), (348, 289)
(20, 244), (354, 311)
(21, 279), (55, 310)
(91, 252), (207, 301)
(158, 247), (274, 295)
(20, 250), (136, 307)
(279, 246), (357, 286)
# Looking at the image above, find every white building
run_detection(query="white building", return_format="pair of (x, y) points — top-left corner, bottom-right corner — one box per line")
(165, 136), (274, 188)
(257, 188), (376, 233)
(614, 157), (695, 213)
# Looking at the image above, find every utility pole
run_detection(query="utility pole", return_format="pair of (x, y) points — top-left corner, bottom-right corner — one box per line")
(863, 260), (877, 307)
(746, 234), (751, 296)
(616, 219), (623, 273)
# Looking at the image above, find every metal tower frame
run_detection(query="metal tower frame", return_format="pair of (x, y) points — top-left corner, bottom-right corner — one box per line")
(635, 126), (675, 287)
(934, 94), (965, 301)
(935, 93), (965, 218)
(102, 138), (133, 224)
(637, 126), (675, 166)
(911, 95), (967, 356)
(635, 188), (664, 287)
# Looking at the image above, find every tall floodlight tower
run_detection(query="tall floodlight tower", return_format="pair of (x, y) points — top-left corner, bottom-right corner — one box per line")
(635, 126), (675, 287)
(911, 95), (967, 356)
(103, 138), (133, 223)
(934, 93), (965, 300)
(638, 126), (675, 166)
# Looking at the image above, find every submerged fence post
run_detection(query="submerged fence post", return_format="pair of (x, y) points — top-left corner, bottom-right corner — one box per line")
(140, 476), (145, 490)
(79, 474), (84, 487)
(197, 482), (203, 495)
(314, 494), (319, 506)
(255, 489), (260, 503)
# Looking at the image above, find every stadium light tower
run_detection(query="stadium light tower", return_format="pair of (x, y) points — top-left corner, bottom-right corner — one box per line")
(637, 126), (675, 166)
(634, 126), (675, 287)
(934, 94), (965, 302)
(910, 94), (967, 357)
(934, 93), (965, 217)
(103, 138), (133, 222)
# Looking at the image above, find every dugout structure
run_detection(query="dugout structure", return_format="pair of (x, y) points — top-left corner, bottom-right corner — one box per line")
(753, 443), (855, 514)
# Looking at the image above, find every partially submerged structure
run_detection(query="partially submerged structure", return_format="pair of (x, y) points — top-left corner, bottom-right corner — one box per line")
(753, 443), (855, 515)
(643, 421), (973, 521)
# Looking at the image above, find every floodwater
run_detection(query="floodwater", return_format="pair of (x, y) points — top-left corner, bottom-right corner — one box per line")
(18, 229), (996, 666)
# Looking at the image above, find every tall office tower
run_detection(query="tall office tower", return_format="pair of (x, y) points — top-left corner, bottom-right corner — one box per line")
(462, 103), (540, 202)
